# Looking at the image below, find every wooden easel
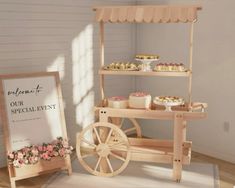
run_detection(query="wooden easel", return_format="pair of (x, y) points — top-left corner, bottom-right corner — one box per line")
(0, 72), (72, 188)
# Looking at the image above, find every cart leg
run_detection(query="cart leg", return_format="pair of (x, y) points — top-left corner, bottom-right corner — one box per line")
(10, 179), (16, 188)
(182, 120), (187, 142)
(99, 110), (109, 173)
(66, 156), (72, 175)
(173, 113), (184, 182)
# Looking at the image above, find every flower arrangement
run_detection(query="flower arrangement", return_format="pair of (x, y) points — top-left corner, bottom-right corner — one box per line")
(8, 137), (73, 168)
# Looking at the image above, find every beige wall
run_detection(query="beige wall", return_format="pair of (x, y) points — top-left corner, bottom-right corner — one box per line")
(0, 0), (136, 167)
(136, 0), (235, 162)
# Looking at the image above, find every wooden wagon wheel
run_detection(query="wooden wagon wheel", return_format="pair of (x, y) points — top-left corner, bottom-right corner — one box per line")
(109, 118), (142, 138)
(76, 122), (131, 177)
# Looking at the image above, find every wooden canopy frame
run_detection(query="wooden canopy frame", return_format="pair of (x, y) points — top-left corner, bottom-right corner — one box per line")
(94, 5), (202, 23)
(93, 5), (202, 109)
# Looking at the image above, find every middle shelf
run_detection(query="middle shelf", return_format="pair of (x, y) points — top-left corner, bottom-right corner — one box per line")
(99, 69), (191, 77)
(95, 102), (207, 120)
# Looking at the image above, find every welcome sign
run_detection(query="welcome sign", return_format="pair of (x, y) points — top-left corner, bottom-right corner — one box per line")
(0, 72), (66, 151)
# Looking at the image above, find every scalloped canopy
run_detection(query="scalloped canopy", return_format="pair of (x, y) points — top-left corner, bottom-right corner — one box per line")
(94, 5), (202, 23)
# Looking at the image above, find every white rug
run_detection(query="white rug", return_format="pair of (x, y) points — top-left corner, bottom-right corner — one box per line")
(43, 160), (220, 188)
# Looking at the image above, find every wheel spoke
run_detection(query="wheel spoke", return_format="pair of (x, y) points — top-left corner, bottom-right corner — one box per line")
(118, 118), (125, 129)
(123, 127), (136, 134)
(81, 151), (97, 159)
(94, 157), (102, 171)
(105, 157), (114, 173)
(111, 145), (128, 152)
(80, 146), (95, 156)
(110, 152), (126, 162)
(105, 128), (113, 144)
(109, 141), (126, 148)
(81, 138), (96, 148)
(93, 127), (102, 144)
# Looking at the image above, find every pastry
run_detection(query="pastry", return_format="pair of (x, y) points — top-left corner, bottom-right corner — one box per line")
(154, 96), (184, 105)
(178, 63), (185, 71)
(135, 54), (159, 60)
(129, 92), (152, 109)
(154, 63), (186, 72)
(103, 62), (140, 71)
(108, 96), (128, 109)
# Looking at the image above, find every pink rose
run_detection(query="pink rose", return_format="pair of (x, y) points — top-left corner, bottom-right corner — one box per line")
(42, 153), (50, 160)
(17, 152), (24, 159)
(38, 146), (43, 152)
(47, 145), (53, 152)
(48, 152), (54, 157)
(43, 146), (47, 151)
(22, 147), (30, 153)
(31, 149), (38, 155)
(59, 148), (65, 157)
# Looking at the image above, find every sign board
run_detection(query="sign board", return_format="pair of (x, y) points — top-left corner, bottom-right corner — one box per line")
(0, 72), (67, 151)
(0, 72), (71, 188)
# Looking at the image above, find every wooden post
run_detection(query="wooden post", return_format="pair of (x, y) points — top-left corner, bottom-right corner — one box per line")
(99, 110), (109, 173)
(188, 22), (194, 110)
(99, 21), (105, 101)
(173, 113), (184, 182)
(10, 178), (16, 188)
(182, 120), (187, 142)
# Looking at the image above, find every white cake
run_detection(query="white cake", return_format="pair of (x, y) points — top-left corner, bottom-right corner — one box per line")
(129, 92), (152, 109)
(108, 96), (128, 109)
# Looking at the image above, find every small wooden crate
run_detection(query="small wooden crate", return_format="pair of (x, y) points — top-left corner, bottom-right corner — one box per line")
(8, 156), (72, 187)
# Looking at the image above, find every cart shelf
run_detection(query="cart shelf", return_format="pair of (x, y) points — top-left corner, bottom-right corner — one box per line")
(95, 102), (207, 120)
(99, 69), (191, 77)
(128, 138), (191, 164)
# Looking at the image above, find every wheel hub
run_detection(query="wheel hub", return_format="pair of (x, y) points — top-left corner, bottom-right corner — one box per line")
(96, 143), (110, 157)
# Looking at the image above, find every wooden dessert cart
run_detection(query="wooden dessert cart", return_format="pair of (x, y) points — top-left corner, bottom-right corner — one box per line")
(76, 5), (207, 182)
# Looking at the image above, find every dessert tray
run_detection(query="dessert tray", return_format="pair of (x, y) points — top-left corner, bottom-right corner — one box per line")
(103, 62), (140, 71)
(154, 96), (184, 111)
(153, 63), (187, 72)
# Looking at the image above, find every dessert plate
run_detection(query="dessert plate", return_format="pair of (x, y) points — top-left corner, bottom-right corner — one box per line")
(154, 96), (184, 111)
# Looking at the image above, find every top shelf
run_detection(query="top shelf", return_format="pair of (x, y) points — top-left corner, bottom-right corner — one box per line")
(99, 69), (191, 77)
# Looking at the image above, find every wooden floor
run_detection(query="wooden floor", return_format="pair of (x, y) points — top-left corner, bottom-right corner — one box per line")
(191, 152), (235, 188)
(0, 152), (234, 188)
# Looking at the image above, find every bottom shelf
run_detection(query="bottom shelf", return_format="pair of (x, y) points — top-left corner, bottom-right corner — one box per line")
(128, 138), (191, 165)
